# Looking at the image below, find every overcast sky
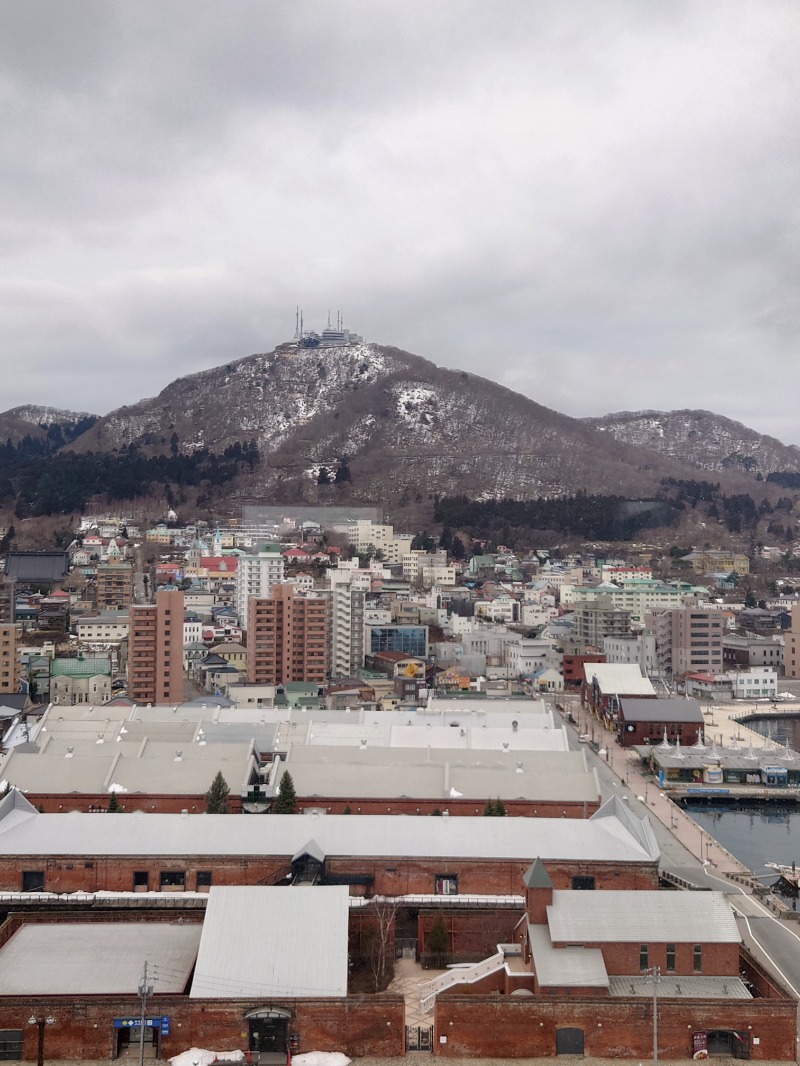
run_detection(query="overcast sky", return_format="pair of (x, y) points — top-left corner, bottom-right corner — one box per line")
(1, 2), (798, 442)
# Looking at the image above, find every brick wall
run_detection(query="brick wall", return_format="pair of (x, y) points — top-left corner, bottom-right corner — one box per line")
(0, 995), (404, 1061)
(433, 995), (796, 1060)
(0, 853), (658, 896)
(296, 797), (600, 818)
(20, 793), (244, 814)
(418, 909), (523, 961)
(548, 941), (741, 977)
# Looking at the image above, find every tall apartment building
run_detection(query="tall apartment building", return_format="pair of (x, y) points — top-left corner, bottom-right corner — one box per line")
(573, 597), (632, 647)
(0, 577), (15, 624)
(236, 547), (285, 631)
(646, 607), (725, 679)
(127, 588), (185, 704)
(247, 584), (329, 686)
(785, 606), (800, 679)
(327, 575), (365, 679)
(0, 624), (19, 694)
(95, 561), (134, 610)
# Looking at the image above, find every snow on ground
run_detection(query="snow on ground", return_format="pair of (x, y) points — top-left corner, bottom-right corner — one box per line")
(170, 1048), (244, 1066)
(293, 1054), (351, 1066)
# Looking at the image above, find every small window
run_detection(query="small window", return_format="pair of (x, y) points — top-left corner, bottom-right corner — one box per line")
(133, 871), (149, 891)
(435, 874), (458, 895)
(22, 871), (45, 893)
(571, 875), (595, 890)
(0, 1030), (24, 1060)
(693, 944), (703, 973)
(639, 944), (649, 971)
(159, 871), (186, 891)
(196, 870), (212, 892)
(666, 944), (676, 972)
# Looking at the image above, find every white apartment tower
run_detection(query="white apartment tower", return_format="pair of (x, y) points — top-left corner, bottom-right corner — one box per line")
(236, 547), (285, 631)
(326, 566), (370, 678)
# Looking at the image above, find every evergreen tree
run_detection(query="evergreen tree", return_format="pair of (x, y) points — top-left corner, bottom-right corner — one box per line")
(484, 798), (507, 816)
(205, 770), (231, 813)
(450, 535), (466, 560)
(107, 791), (121, 813)
(273, 771), (297, 814)
(426, 917), (449, 967)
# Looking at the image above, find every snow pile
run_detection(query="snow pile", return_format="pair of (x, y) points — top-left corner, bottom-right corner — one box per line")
(107, 783), (128, 793)
(169, 1049), (244, 1066)
(292, 1054), (351, 1066)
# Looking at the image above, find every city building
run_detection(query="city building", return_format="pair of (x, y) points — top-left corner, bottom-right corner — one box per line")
(0, 576), (14, 624)
(0, 625), (18, 694)
(723, 634), (783, 672)
(247, 584), (329, 685)
(95, 560), (134, 610)
(684, 550), (750, 576)
(326, 565), (368, 678)
(647, 607), (726, 680)
(235, 546), (285, 631)
(127, 588), (185, 704)
(75, 611), (130, 643)
(50, 655), (112, 706)
(573, 598), (633, 646)
(616, 697), (705, 747)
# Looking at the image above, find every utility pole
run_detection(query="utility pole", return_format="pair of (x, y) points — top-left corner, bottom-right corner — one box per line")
(648, 965), (661, 1066)
(138, 960), (153, 1066)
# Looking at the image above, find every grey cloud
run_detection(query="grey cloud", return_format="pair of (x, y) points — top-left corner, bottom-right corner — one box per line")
(0, 0), (798, 443)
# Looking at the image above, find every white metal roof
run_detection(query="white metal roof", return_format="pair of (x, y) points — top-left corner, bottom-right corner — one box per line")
(0, 922), (200, 995)
(607, 975), (751, 999)
(0, 744), (256, 795)
(548, 890), (740, 943)
(300, 721), (566, 751)
(279, 762), (598, 803)
(586, 664), (656, 696)
(190, 886), (349, 998)
(528, 923), (608, 988)
(0, 797), (659, 863)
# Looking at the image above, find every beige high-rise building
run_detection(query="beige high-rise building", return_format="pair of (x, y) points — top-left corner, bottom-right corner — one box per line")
(247, 584), (329, 686)
(127, 588), (185, 704)
(646, 607), (725, 680)
(96, 561), (134, 610)
(0, 624), (19, 694)
(786, 606), (800, 679)
(0, 576), (15, 624)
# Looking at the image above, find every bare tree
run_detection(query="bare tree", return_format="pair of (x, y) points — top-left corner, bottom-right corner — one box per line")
(365, 896), (401, 992)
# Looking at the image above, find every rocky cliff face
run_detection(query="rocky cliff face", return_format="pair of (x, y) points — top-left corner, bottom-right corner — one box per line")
(583, 409), (800, 478)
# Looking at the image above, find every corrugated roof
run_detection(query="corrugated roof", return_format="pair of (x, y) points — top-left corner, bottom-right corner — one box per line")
(548, 890), (740, 943)
(191, 886), (349, 998)
(619, 698), (704, 724)
(0, 802), (659, 863)
(608, 975), (751, 999)
(528, 924), (608, 988)
(586, 664), (656, 696)
(0, 922), (200, 994)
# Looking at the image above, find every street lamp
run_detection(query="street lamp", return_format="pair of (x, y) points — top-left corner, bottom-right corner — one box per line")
(28, 1015), (55, 1066)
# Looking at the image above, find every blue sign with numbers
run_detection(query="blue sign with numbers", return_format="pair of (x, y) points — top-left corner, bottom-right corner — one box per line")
(114, 1017), (170, 1034)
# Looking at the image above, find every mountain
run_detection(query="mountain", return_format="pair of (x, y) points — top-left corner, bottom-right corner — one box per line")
(583, 410), (800, 479)
(0, 405), (97, 446)
(65, 343), (765, 510)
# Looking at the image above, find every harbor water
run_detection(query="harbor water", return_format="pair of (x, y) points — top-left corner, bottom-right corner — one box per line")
(685, 802), (800, 883)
